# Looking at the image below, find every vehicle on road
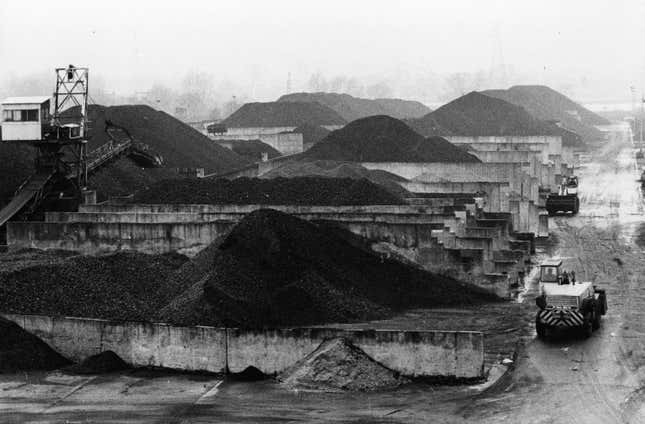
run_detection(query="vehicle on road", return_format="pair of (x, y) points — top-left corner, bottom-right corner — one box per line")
(546, 177), (580, 215)
(535, 259), (607, 339)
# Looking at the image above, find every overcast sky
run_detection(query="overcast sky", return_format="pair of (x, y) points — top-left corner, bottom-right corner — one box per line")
(1, 0), (644, 103)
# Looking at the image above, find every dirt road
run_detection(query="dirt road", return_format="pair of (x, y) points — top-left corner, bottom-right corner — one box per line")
(464, 123), (645, 424)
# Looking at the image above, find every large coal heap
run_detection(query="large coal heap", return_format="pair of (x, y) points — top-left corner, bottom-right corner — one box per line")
(222, 101), (346, 128)
(85, 105), (250, 173)
(278, 92), (431, 121)
(199, 209), (499, 328)
(483, 85), (609, 142)
(131, 176), (407, 205)
(305, 115), (480, 163)
(409, 91), (561, 137)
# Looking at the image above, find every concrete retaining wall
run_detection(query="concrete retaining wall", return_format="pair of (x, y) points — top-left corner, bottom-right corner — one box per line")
(6, 221), (238, 257)
(3, 313), (484, 379)
(214, 132), (304, 155)
(445, 135), (562, 156)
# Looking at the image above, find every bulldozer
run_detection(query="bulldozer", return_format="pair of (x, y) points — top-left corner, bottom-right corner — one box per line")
(535, 259), (607, 339)
(546, 176), (579, 215)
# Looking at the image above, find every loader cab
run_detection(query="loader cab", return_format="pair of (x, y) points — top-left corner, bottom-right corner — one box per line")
(566, 176), (578, 188)
(539, 259), (562, 284)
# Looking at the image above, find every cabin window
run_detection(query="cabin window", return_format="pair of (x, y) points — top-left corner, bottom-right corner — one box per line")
(2, 109), (39, 122)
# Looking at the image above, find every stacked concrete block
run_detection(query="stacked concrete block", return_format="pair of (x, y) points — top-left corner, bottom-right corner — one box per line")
(8, 200), (530, 297)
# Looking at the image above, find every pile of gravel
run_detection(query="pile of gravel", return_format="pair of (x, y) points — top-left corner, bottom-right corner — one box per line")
(279, 338), (405, 392)
(305, 115), (480, 163)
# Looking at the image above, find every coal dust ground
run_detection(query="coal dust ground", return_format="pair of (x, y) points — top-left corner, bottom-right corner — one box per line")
(2, 124), (644, 423)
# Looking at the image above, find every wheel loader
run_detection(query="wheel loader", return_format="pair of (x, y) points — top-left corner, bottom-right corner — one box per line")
(546, 176), (579, 215)
(534, 260), (607, 339)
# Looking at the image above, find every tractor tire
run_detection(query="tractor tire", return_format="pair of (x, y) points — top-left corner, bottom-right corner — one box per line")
(583, 316), (593, 338)
(536, 317), (547, 339)
(592, 309), (601, 330)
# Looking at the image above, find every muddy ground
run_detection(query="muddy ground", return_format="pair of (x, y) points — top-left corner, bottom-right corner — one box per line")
(1, 123), (644, 423)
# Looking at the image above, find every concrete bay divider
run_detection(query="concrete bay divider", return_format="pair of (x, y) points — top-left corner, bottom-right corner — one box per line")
(3, 313), (484, 379)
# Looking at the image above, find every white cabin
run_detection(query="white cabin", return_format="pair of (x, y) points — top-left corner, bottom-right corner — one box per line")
(1, 96), (51, 141)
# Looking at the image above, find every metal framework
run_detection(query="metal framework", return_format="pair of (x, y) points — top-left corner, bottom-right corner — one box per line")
(35, 65), (91, 192)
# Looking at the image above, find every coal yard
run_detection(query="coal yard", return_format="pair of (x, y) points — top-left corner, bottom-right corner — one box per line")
(1, 6), (644, 421)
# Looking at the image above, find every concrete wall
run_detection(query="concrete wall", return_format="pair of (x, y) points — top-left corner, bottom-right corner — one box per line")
(3, 313), (484, 379)
(7, 221), (238, 257)
(213, 132), (304, 155)
(445, 135), (562, 157)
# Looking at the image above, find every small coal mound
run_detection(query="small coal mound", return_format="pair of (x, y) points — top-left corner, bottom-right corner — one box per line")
(230, 366), (267, 381)
(279, 338), (405, 392)
(67, 350), (130, 374)
(0, 317), (71, 372)
(131, 176), (406, 205)
(305, 115), (479, 163)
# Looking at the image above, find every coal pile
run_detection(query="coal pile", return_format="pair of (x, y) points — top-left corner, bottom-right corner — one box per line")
(483, 85), (609, 143)
(290, 123), (331, 148)
(83, 105), (250, 173)
(408, 91), (561, 137)
(305, 115), (480, 162)
(0, 251), (190, 321)
(0, 143), (36, 208)
(278, 92), (430, 121)
(222, 102), (346, 128)
(131, 176), (406, 205)
(0, 316), (71, 372)
(279, 338), (404, 392)
(67, 350), (130, 374)
(214, 139), (281, 162)
(193, 209), (498, 328)
(261, 160), (411, 198)
(88, 157), (179, 203)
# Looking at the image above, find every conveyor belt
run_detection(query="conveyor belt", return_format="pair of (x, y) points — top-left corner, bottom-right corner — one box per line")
(0, 171), (53, 227)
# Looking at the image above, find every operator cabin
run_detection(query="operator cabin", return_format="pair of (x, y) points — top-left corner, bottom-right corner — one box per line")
(1, 96), (51, 141)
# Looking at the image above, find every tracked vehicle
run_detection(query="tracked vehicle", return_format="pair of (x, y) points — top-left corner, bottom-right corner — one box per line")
(535, 259), (607, 339)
